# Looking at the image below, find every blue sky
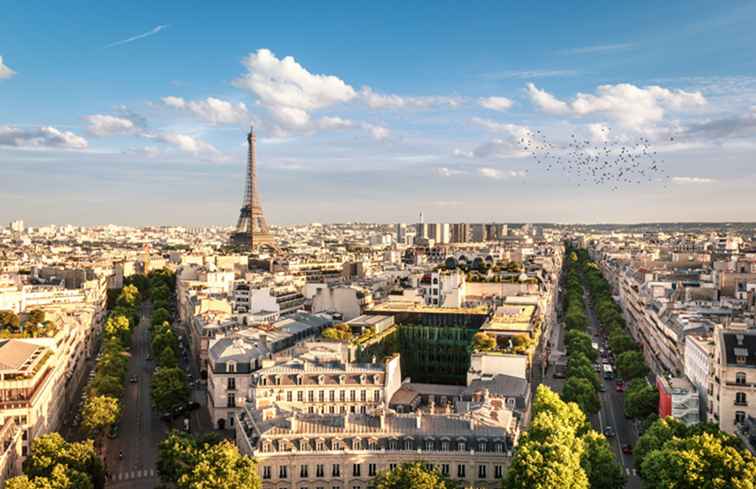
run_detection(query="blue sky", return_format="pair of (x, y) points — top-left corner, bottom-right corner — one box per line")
(1, 1), (755, 225)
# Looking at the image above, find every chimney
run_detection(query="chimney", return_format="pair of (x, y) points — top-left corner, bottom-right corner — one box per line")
(415, 409), (422, 429)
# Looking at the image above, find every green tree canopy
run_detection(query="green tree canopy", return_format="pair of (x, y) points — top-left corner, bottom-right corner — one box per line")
(624, 380), (659, 419)
(371, 462), (457, 489)
(615, 350), (649, 380)
(562, 377), (600, 415)
(152, 367), (190, 413)
(80, 395), (120, 436)
(580, 430), (626, 489)
(472, 332), (496, 352)
(20, 433), (104, 489)
(159, 345), (179, 368)
(0, 310), (21, 331)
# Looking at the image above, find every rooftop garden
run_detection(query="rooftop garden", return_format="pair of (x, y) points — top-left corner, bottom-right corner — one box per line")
(0, 309), (59, 339)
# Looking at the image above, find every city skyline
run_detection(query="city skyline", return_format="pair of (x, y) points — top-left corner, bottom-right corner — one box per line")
(2, 1), (756, 226)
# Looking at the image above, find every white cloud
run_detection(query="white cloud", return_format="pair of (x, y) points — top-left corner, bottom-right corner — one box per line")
(479, 96), (513, 111)
(434, 167), (465, 177)
(362, 123), (390, 140)
(671, 176), (715, 184)
(151, 132), (218, 155)
(161, 96), (248, 124)
(234, 48), (356, 129)
(587, 123), (610, 143)
(85, 114), (139, 136)
(527, 83), (706, 129)
(0, 125), (87, 149)
(452, 148), (474, 158)
(317, 116), (353, 130)
(104, 25), (168, 49)
(478, 167), (526, 179)
(525, 83), (571, 115)
(470, 118), (533, 159)
(0, 56), (15, 79)
(559, 43), (634, 55)
(360, 87), (462, 109)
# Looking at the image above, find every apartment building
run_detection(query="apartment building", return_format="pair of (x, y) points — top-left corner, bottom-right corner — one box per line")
(711, 326), (756, 434)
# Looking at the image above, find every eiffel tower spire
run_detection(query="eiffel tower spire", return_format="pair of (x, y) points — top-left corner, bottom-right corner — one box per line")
(231, 126), (277, 251)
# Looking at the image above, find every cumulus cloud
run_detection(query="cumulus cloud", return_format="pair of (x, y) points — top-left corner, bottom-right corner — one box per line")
(526, 82), (706, 129)
(360, 87), (462, 109)
(234, 48), (356, 129)
(478, 167), (526, 179)
(161, 96), (249, 125)
(362, 123), (390, 140)
(479, 96), (513, 111)
(671, 176), (715, 184)
(0, 125), (87, 149)
(149, 132), (218, 155)
(0, 56), (15, 79)
(525, 83), (571, 115)
(85, 114), (139, 136)
(434, 167), (465, 177)
(317, 116), (353, 130)
(470, 118), (533, 159)
(681, 107), (756, 140)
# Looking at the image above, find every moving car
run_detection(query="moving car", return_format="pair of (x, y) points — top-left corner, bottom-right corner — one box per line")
(622, 443), (633, 455)
(129, 375), (138, 384)
(603, 426), (615, 437)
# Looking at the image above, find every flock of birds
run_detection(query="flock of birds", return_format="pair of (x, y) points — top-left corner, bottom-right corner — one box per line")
(519, 126), (673, 190)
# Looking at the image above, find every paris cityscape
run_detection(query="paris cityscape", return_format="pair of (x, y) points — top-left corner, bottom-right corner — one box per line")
(1, 2), (756, 489)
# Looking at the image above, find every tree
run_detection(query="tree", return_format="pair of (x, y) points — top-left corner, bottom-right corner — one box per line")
(624, 380), (659, 419)
(371, 462), (457, 489)
(26, 309), (46, 326)
(580, 430), (626, 489)
(175, 440), (260, 489)
(615, 351), (648, 380)
(641, 432), (756, 489)
(152, 325), (179, 355)
(531, 384), (588, 435)
(103, 314), (131, 344)
(21, 433), (104, 489)
(80, 395), (120, 436)
(634, 417), (690, 471)
(321, 323), (352, 342)
(117, 284), (140, 308)
(562, 377), (600, 415)
(566, 330), (597, 362)
(157, 431), (201, 485)
(152, 367), (190, 413)
(608, 332), (636, 356)
(151, 308), (171, 328)
(88, 372), (124, 399)
(0, 310), (21, 331)
(159, 345), (179, 368)
(472, 332), (496, 351)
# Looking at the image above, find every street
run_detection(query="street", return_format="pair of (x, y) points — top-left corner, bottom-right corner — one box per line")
(583, 291), (642, 488)
(105, 302), (165, 488)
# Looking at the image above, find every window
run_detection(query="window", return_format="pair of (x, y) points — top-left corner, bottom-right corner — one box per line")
(263, 466), (271, 479)
(227, 377), (236, 390)
(425, 440), (434, 451)
(404, 439), (413, 450)
(736, 411), (746, 424)
(339, 390), (346, 401)
(353, 464), (361, 477)
(373, 390), (381, 402)
(316, 464), (324, 477)
(353, 438), (362, 450)
(227, 394), (236, 408)
(286, 391), (293, 402)
(308, 391), (315, 402)
(333, 439), (341, 450)
(367, 439), (377, 450)
(736, 372), (747, 385)
(332, 464), (340, 477)
(228, 362), (236, 373)
(424, 464), (433, 472)
(300, 465), (309, 478)
(457, 464), (466, 478)
(441, 464), (449, 476)
(350, 390), (356, 401)
(494, 465), (503, 479)
(298, 390), (304, 401)
(360, 390), (367, 401)
(319, 390), (325, 402)
(316, 440), (324, 451)
(458, 441), (466, 451)
(735, 392), (747, 406)
(297, 375), (303, 385)
(329, 390), (335, 401)
(478, 465), (487, 479)
(389, 439), (398, 450)
(478, 441), (487, 452)
(495, 442), (503, 453)
(389, 464), (397, 471)
(279, 466), (288, 479)
(368, 464), (377, 476)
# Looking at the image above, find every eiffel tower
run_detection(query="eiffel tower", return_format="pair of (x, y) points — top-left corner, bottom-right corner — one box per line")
(231, 127), (278, 252)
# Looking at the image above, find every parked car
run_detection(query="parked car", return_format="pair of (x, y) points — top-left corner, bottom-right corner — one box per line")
(603, 426), (615, 438)
(107, 424), (119, 439)
(599, 383), (607, 392)
(622, 443), (633, 455)
(187, 401), (201, 411)
(616, 383), (625, 393)
(129, 375), (138, 384)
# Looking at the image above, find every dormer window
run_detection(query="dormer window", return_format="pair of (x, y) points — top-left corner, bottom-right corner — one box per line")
(339, 375), (346, 385)
(318, 375), (325, 385)
(296, 374), (303, 385)
(734, 347), (748, 365)
(353, 438), (362, 450)
(275, 375), (281, 385)
(373, 375), (380, 385)
(360, 374), (367, 384)
(227, 361), (236, 373)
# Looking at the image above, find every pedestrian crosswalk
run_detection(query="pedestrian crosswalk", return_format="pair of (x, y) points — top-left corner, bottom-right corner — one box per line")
(625, 468), (637, 476)
(111, 468), (156, 481)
